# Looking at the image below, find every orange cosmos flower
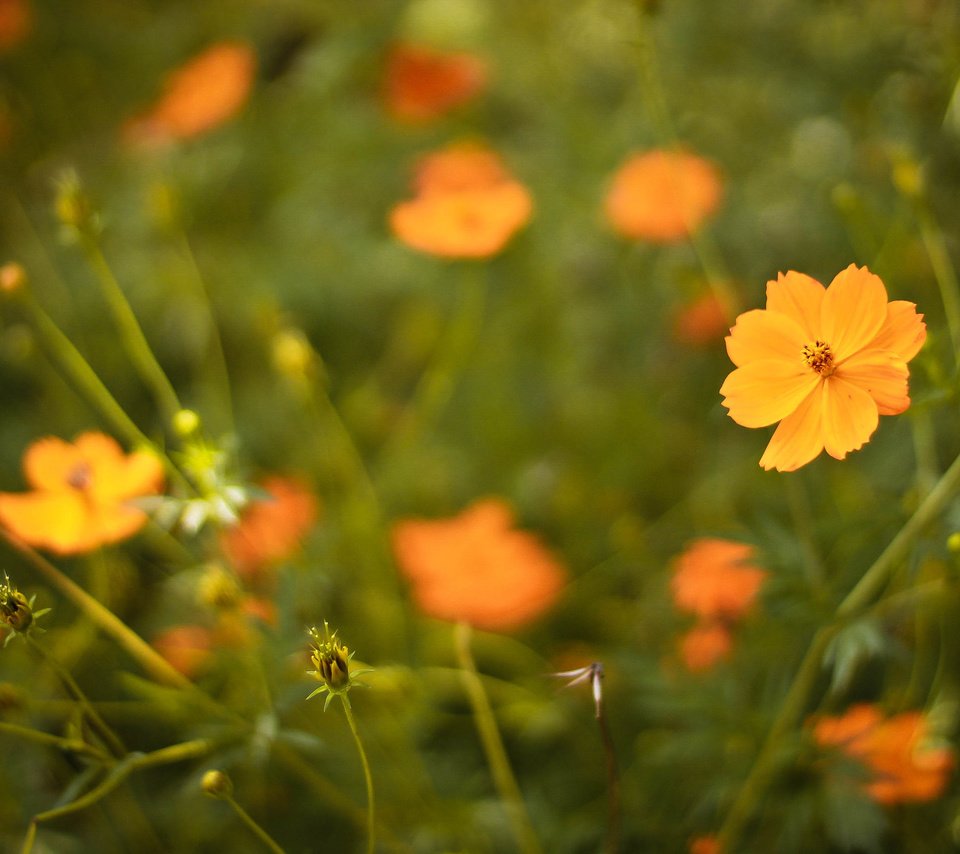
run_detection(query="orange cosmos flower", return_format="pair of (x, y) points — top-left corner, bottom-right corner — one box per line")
(389, 142), (533, 259)
(604, 149), (722, 243)
(671, 538), (766, 621)
(391, 498), (567, 631)
(220, 476), (319, 581)
(383, 42), (488, 123)
(125, 41), (256, 144)
(679, 622), (732, 672)
(0, 0), (31, 52)
(720, 265), (926, 472)
(0, 433), (164, 555)
(813, 704), (954, 805)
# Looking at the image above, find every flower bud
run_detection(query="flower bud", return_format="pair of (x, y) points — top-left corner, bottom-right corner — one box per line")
(201, 769), (233, 799)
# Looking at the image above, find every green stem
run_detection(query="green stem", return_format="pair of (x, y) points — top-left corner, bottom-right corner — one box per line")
(225, 795), (286, 854)
(0, 529), (192, 689)
(16, 291), (189, 491)
(718, 447), (960, 850)
(384, 264), (487, 456)
(80, 239), (182, 424)
(26, 634), (126, 758)
(596, 704), (621, 854)
(631, 3), (738, 314)
(340, 696), (376, 854)
(454, 622), (541, 854)
(20, 739), (211, 854)
(0, 720), (111, 763)
(912, 200), (960, 364)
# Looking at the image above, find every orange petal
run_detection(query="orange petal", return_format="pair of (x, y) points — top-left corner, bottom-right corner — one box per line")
(870, 300), (927, 362)
(821, 375), (879, 460)
(837, 349), (910, 415)
(0, 491), (92, 554)
(758, 387), (824, 471)
(820, 265), (888, 361)
(720, 360), (820, 428)
(23, 437), (84, 491)
(765, 271), (825, 339)
(724, 308), (808, 367)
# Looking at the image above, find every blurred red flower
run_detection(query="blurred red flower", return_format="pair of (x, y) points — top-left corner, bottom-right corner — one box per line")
(125, 41), (256, 144)
(390, 142), (533, 258)
(673, 292), (731, 347)
(0, 433), (164, 555)
(391, 498), (566, 631)
(152, 625), (214, 678)
(383, 42), (488, 123)
(604, 149), (722, 242)
(0, 0), (31, 52)
(813, 704), (954, 805)
(671, 538), (766, 621)
(221, 476), (319, 581)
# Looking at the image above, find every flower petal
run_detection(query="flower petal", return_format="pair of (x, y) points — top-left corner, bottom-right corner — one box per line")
(821, 375), (879, 460)
(759, 387), (824, 471)
(837, 349), (910, 415)
(0, 491), (92, 554)
(821, 265), (888, 361)
(23, 437), (83, 491)
(869, 300), (927, 363)
(724, 308), (808, 367)
(720, 360), (820, 428)
(765, 271), (825, 339)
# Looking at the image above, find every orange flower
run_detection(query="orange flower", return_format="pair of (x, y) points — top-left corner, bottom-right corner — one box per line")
(0, 433), (164, 555)
(220, 476), (318, 580)
(391, 498), (566, 631)
(604, 149), (722, 243)
(689, 835), (722, 854)
(0, 0), (31, 52)
(673, 292), (732, 347)
(389, 142), (533, 259)
(152, 625), (213, 678)
(679, 622), (732, 672)
(813, 704), (954, 805)
(383, 42), (488, 123)
(125, 41), (256, 144)
(720, 265), (926, 472)
(671, 538), (766, 621)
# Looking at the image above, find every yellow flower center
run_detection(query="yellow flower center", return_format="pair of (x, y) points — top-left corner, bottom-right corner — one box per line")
(802, 340), (834, 375)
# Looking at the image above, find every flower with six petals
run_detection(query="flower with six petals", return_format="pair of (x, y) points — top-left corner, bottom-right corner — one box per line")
(720, 265), (926, 472)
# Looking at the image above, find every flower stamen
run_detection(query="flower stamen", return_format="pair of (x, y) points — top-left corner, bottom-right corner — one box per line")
(802, 340), (834, 375)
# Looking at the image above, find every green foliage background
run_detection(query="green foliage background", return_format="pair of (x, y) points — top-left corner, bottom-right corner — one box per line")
(3, 0), (960, 851)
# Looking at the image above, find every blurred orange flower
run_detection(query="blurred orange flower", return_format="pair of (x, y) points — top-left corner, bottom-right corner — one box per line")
(391, 498), (566, 631)
(689, 835), (722, 854)
(383, 42), (488, 123)
(813, 704), (954, 805)
(221, 476), (318, 580)
(389, 142), (533, 259)
(720, 265), (926, 472)
(0, 433), (164, 555)
(673, 292), (731, 347)
(604, 149), (722, 243)
(0, 0), (31, 52)
(152, 625), (213, 678)
(125, 41), (256, 144)
(679, 622), (732, 672)
(671, 538), (766, 621)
